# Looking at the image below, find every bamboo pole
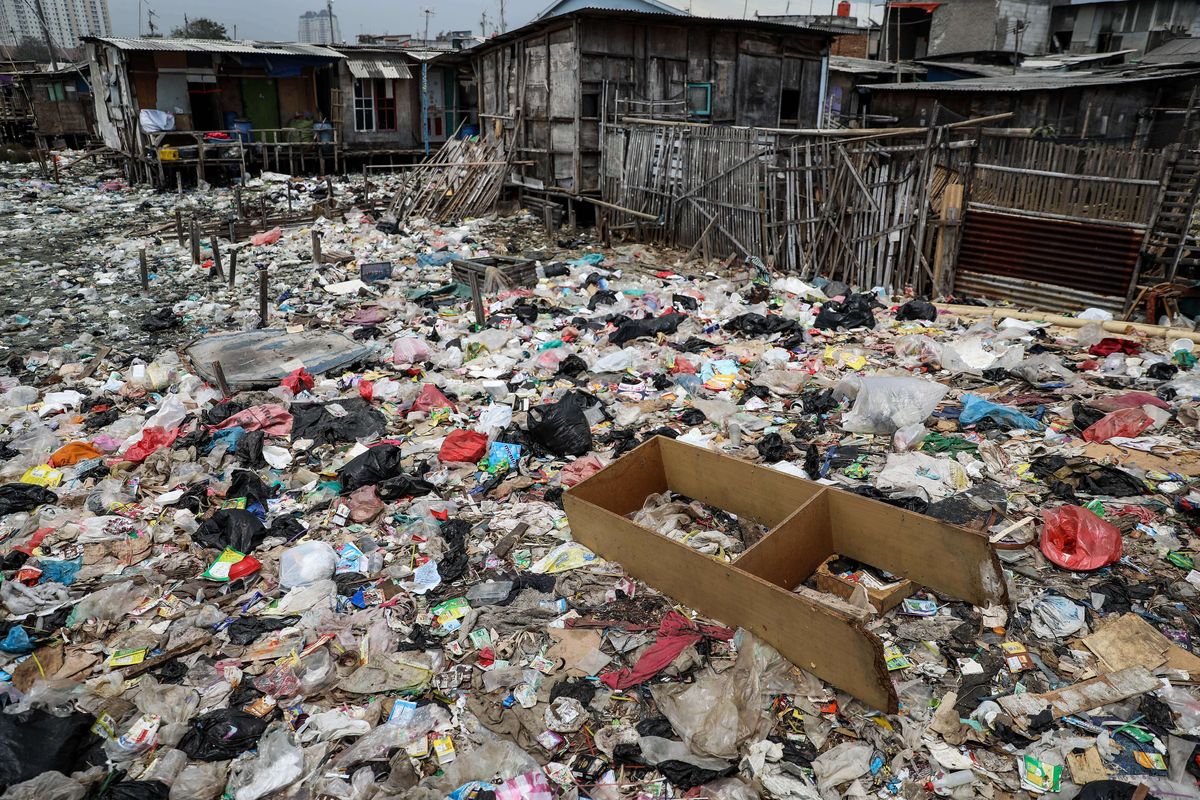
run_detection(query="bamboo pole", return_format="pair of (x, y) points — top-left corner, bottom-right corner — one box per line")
(935, 303), (1200, 344)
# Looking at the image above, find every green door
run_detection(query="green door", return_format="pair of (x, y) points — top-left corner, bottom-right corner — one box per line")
(241, 78), (280, 137)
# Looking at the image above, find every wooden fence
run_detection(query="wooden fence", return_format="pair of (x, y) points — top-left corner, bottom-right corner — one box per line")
(599, 122), (1172, 300)
(601, 121), (973, 295)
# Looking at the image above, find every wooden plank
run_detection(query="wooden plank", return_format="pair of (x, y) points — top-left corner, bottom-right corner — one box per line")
(734, 489), (832, 588)
(825, 488), (1009, 609)
(563, 484), (897, 712)
(659, 435), (819, 527)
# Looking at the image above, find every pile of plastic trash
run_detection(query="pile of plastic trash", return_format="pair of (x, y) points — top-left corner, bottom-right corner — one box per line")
(0, 156), (1197, 800)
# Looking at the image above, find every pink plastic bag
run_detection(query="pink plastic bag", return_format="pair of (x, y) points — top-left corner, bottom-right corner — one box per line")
(250, 227), (282, 246)
(1082, 407), (1154, 443)
(495, 771), (553, 800)
(1040, 505), (1122, 571)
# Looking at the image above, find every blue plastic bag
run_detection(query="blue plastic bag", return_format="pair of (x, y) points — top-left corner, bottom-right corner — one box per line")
(959, 393), (1043, 431)
(39, 557), (82, 586)
(0, 626), (33, 654)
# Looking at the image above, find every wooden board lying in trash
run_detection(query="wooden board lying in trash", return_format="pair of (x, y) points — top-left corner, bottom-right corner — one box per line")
(184, 329), (372, 390)
(998, 666), (1160, 728)
(564, 436), (1009, 713)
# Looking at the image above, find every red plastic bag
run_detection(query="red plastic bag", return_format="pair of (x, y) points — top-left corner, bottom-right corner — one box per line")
(122, 426), (179, 464)
(281, 367), (314, 394)
(408, 383), (456, 416)
(1088, 337), (1141, 357)
(358, 380), (374, 402)
(1082, 407), (1154, 443)
(1040, 505), (1122, 571)
(439, 429), (487, 463)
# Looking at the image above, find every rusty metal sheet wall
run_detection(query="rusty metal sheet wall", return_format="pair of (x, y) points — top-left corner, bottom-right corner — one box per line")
(956, 209), (1141, 299)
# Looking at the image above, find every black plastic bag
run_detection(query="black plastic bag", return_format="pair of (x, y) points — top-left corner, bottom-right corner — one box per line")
(291, 399), (386, 446)
(588, 290), (618, 310)
(608, 313), (684, 345)
(723, 313), (798, 337)
(178, 709), (269, 762)
(99, 780), (170, 800)
(438, 519), (470, 583)
(83, 408), (119, 431)
(757, 432), (791, 462)
(226, 615), (300, 646)
(376, 475), (437, 501)
(656, 761), (735, 790)
(228, 469), (273, 506)
(896, 298), (937, 322)
(140, 308), (179, 332)
(557, 354), (588, 378)
(338, 444), (405, 493)
(679, 408), (706, 425)
(235, 431), (266, 469)
(739, 384), (771, 404)
(526, 392), (603, 456)
(672, 293), (699, 311)
(801, 388), (837, 414)
(1147, 362), (1179, 380)
(192, 509), (268, 553)
(512, 302), (539, 322)
(1071, 403), (1106, 432)
(0, 484), (57, 517)
(1078, 781), (1159, 800)
(0, 708), (99, 789)
(203, 401), (244, 425)
(814, 293), (878, 331)
(543, 262), (569, 278)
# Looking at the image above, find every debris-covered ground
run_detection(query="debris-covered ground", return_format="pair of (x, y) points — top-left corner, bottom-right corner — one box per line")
(0, 155), (1198, 800)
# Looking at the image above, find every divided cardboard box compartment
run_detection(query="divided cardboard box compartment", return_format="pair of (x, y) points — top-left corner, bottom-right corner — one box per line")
(563, 436), (1010, 713)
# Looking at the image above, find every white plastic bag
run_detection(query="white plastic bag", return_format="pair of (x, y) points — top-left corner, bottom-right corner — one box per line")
(279, 541), (337, 588)
(228, 724), (304, 800)
(840, 375), (948, 434)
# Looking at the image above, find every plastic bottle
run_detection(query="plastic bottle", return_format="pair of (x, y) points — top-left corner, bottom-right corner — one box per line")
(927, 770), (975, 796)
(466, 580), (514, 605)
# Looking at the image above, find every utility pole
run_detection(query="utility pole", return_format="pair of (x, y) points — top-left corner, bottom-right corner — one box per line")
(326, 0), (335, 43)
(147, 9), (158, 36)
(31, 0), (58, 70)
(499, 0), (506, 33)
(480, 9), (487, 37)
(423, 8), (433, 43)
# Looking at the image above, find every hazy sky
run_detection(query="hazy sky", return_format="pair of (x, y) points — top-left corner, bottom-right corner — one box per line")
(113, 0), (882, 41)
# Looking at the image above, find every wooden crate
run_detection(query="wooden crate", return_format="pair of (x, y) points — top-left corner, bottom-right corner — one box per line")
(563, 436), (1008, 712)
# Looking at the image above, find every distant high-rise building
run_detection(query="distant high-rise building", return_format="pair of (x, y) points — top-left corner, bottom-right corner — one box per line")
(0, 0), (111, 49)
(298, 9), (339, 44)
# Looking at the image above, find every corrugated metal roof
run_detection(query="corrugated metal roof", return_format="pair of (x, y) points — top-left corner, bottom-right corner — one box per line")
(474, 7), (834, 51)
(347, 57), (413, 79)
(831, 56), (923, 76)
(864, 66), (1200, 92)
(1142, 37), (1200, 65)
(84, 36), (343, 58)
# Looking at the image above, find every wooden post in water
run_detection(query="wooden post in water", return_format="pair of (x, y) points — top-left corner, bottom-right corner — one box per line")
(311, 229), (322, 266)
(210, 237), (223, 281)
(211, 361), (232, 397)
(139, 248), (149, 291)
(175, 209), (184, 246)
(190, 219), (201, 264)
(228, 248), (238, 288)
(258, 264), (269, 328)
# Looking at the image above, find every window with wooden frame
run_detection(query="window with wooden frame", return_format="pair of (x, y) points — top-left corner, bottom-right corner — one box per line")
(374, 79), (396, 131)
(686, 82), (712, 117)
(353, 78), (374, 131)
(46, 82), (66, 102)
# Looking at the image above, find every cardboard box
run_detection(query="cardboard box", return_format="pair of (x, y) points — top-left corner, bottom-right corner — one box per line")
(564, 436), (1008, 713)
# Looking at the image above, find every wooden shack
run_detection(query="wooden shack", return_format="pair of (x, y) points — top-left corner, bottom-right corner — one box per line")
(25, 66), (94, 148)
(472, 8), (833, 193)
